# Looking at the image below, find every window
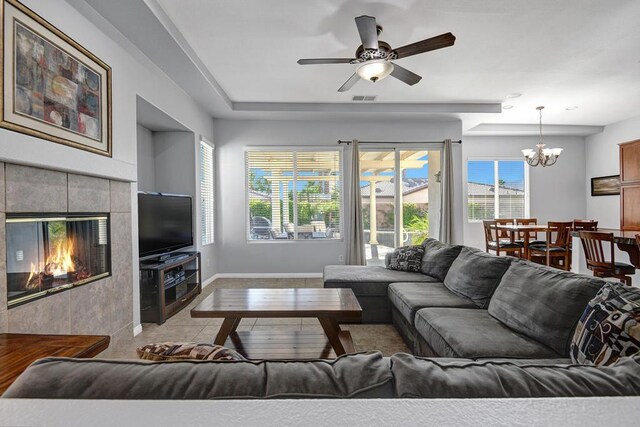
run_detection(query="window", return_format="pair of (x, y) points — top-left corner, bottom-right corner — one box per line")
(467, 160), (528, 221)
(199, 139), (215, 245)
(246, 148), (342, 241)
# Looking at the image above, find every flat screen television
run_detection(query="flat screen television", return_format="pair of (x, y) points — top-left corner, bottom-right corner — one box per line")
(138, 192), (193, 258)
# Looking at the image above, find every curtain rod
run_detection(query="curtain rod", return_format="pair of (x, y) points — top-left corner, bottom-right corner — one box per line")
(337, 139), (462, 145)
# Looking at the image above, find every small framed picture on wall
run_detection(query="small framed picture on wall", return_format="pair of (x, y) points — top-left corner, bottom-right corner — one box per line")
(1, 0), (112, 156)
(591, 175), (621, 196)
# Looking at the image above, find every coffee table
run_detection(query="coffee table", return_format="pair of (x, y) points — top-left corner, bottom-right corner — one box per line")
(0, 333), (110, 394)
(191, 288), (362, 359)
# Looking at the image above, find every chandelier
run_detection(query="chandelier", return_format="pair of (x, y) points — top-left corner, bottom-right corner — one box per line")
(521, 106), (563, 167)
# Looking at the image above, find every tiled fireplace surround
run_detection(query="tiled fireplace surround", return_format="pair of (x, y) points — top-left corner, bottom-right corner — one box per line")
(0, 163), (134, 346)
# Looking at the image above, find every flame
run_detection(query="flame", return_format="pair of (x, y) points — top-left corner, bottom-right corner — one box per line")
(47, 238), (76, 276)
(24, 238), (77, 290)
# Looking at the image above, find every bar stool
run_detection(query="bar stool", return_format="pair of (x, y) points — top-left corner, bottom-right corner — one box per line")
(579, 231), (635, 286)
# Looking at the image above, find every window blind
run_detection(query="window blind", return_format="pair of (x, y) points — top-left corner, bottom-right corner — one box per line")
(246, 149), (342, 241)
(199, 140), (214, 245)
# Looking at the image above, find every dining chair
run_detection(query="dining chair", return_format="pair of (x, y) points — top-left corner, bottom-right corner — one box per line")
(579, 231), (635, 286)
(483, 220), (522, 257)
(514, 218), (545, 248)
(573, 220), (598, 231)
(495, 218), (516, 244)
(528, 221), (573, 270)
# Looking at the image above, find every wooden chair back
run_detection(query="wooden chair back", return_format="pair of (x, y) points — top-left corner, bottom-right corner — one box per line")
(579, 231), (616, 271)
(495, 218), (514, 240)
(546, 221), (573, 247)
(573, 220), (598, 231)
(483, 220), (498, 248)
(516, 218), (538, 240)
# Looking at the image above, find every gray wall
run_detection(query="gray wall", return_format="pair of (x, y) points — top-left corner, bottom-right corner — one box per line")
(462, 135), (587, 250)
(214, 118), (463, 275)
(136, 125), (156, 192)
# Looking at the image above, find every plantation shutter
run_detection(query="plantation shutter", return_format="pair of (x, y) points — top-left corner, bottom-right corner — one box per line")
(246, 149), (342, 241)
(199, 140), (214, 245)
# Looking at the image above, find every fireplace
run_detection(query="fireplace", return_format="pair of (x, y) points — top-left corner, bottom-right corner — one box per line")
(5, 213), (111, 308)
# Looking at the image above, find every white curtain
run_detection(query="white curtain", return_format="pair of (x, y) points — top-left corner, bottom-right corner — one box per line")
(347, 140), (366, 265)
(439, 139), (454, 244)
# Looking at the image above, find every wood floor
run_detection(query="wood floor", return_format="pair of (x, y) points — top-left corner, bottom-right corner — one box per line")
(100, 278), (409, 359)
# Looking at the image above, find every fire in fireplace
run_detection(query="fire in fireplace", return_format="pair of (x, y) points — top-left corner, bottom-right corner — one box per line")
(6, 214), (111, 307)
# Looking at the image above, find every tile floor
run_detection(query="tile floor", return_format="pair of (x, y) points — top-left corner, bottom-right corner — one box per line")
(101, 278), (409, 359)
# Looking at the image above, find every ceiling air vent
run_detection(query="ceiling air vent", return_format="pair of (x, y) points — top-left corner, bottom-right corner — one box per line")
(352, 95), (377, 102)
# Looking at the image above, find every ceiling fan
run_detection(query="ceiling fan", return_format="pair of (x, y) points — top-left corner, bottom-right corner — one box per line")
(297, 15), (456, 92)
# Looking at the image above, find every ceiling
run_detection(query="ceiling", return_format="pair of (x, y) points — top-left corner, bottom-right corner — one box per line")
(81, 0), (640, 131)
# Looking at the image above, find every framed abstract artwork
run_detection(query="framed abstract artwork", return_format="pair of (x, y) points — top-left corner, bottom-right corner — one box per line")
(591, 175), (620, 197)
(1, 0), (112, 156)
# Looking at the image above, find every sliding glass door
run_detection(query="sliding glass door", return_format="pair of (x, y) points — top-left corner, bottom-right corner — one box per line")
(360, 147), (441, 266)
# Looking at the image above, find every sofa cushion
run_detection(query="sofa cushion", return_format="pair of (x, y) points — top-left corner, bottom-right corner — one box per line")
(443, 247), (511, 308)
(386, 245), (424, 272)
(391, 353), (640, 398)
(420, 239), (463, 281)
(571, 282), (640, 366)
(2, 352), (394, 399)
(488, 259), (605, 357)
(389, 282), (477, 326)
(136, 342), (245, 361)
(414, 307), (560, 359)
(323, 265), (437, 297)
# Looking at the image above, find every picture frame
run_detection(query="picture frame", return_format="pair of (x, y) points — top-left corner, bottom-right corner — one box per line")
(1, 0), (112, 156)
(591, 175), (620, 197)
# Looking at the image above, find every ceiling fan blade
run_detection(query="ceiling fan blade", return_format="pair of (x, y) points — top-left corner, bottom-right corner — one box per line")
(337, 73), (360, 92)
(390, 63), (422, 86)
(297, 58), (354, 65)
(394, 32), (456, 59)
(355, 15), (379, 50)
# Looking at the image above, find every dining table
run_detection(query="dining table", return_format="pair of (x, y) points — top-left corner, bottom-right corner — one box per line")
(495, 223), (549, 259)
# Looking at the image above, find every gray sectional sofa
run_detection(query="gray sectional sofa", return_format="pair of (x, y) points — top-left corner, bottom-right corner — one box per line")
(4, 238), (639, 400)
(324, 238), (608, 361)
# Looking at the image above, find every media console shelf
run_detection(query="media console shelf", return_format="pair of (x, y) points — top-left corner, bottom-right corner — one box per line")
(139, 252), (201, 324)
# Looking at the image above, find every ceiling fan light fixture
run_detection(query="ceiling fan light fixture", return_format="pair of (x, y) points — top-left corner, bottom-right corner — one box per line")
(356, 61), (394, 82)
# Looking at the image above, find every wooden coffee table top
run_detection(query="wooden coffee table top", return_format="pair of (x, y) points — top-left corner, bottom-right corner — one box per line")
(0, 333), (110, 394)
(191, 288), (362, 319)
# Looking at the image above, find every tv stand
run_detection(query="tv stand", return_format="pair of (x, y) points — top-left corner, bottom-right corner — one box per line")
(139, 252), (201, 324)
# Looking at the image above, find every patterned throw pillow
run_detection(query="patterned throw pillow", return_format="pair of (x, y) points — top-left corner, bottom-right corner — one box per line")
(136, 342), (246, 361)
(570, 282), (640, 366)
(386, 245), (425, 272)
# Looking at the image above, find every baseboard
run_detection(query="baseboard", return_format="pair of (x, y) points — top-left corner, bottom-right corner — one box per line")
(133, 324), (143, 337)
(210, 272), (323, 280)
(201, 275), (216, 289)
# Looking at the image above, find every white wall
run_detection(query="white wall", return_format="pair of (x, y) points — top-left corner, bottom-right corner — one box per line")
(462, 136), (587, 249)
(214, 118), (462, 275)
(0, 0), (217, 332)
(136, 125), (155, 191)
(585, 114), (640, 228)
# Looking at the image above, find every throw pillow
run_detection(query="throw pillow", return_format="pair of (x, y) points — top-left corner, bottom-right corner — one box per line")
(570, 282), (640, 366)
(420, 238), (463, 281)
(136, 342), (246, 361)
(386, 245), (424, 272)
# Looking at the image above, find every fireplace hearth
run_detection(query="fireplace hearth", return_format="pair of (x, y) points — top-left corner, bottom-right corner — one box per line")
(6, 214), (111, 307)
